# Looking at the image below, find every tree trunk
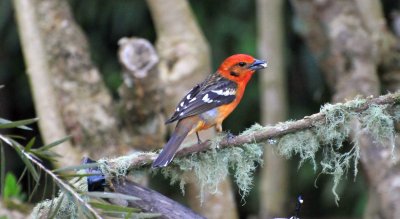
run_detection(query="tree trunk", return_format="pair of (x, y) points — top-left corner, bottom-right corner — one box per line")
(13, 0), (166, 167)
(146, 1), (238, 218)
(13, 0), (81, 166)
(117, 37), (166, 151)
(257, 0), (288, 218)
(291, 0), (400, 218)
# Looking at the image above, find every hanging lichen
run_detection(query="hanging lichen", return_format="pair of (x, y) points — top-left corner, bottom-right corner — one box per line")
(275, 99), (397, 203)
(95, 95), (399, 204)
(31, 175), (88, 218)
(157, 141), (263, 203)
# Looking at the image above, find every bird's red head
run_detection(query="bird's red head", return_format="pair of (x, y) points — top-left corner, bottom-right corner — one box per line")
(217, 54), (267, 84)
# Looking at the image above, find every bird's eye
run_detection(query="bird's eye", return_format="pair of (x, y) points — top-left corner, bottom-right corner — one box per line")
(238, 62), (246, 67)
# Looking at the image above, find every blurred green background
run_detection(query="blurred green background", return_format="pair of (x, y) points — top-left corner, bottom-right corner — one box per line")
(1, 0), (399, 218)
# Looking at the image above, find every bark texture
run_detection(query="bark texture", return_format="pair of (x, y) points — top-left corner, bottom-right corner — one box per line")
(257, 0), (289, 217)
(146, 1), (238, 218)
(112, 178), (205, 219)
(13, 0), (81, 165)
(13, 0), (167, 167)
(186, 176), (238, 219)
(118, 37), (166, 151)
(32, 0), (124, 158)
(291, 0), (400, 218)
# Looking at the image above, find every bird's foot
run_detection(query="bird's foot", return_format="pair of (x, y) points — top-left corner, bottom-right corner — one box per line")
(223, 131), (236, 144)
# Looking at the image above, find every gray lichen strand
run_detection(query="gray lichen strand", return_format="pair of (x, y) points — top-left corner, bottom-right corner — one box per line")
(277, 100), (397, 203)
(159, 142), (263, 203)
(31, 174), (88, 218)
(97, 94), (400, 203)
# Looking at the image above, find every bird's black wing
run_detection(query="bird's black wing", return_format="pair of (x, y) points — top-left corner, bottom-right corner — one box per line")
(165, 74), (237, 124)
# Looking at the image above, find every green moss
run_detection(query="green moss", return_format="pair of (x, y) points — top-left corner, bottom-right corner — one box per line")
(274, 98), (398, 203)
(159, 141), (263, 203)
(315, 103), (354, 149)
(94, 96), (399, 204)
(31, 175), (88, 218)
(393, 105), (400, 121)
(277, 130), (319, 170)
(98, 152), (156, 178)
(361, 104), (395, 146)
(31, 95), (400, 216)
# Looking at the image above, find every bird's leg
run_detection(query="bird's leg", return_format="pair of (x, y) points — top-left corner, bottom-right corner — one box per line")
(196, 131), (202, 144)
(215, 123), (223, 133)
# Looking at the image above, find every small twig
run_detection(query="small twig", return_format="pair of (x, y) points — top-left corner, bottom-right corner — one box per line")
(23, 152), (103, 219)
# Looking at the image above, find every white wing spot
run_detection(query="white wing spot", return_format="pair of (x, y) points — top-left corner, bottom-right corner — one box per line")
(189, 97), (197, 103)
(176, 107), (180, 112)
(179, 112), (184, 116)
(186, 94), (191, 99)
(211, 89), (236, 96)
(202, 94), (213, 103)
(180, 102), (184, 107)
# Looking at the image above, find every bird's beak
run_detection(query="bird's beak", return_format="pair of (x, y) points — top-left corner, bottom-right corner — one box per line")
(249, 59), (268, 70)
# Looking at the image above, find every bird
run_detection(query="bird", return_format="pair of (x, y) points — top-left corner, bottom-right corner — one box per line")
(152, 54), (267, 168)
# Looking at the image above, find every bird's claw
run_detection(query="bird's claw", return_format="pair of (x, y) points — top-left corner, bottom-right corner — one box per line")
(224, 131), (236, 144)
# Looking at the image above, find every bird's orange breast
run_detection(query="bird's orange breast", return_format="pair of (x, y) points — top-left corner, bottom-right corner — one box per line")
(188, 83), (246, 135)
(217, 84), (246, 121)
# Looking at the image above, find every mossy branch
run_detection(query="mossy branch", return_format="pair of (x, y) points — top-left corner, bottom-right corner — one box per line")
(104, 92), (400, 169)
(98, 92), (400, 203)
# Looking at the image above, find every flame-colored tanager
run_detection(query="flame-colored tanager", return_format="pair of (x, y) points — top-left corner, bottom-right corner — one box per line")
(152, 54), (267, 168)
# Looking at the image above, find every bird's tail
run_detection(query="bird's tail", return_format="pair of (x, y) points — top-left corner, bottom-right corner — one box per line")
(152, 120), (195, 168)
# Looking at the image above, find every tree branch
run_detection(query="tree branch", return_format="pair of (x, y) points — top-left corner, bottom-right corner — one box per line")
(104, 91), (400, 169)
(145, 1), (237, 217)
(292, 1), (400, 217)
(111, 178), (205, 219)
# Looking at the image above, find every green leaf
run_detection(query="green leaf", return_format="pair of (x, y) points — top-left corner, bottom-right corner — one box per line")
(17, 167), (27, 185)
(86, 192), (140, 201)
(25, 137), (36, 152)
(1, 143), (5, 196)
(2, 135), (25, 140)
(36, 136), (71, 152)
(3, 172), (25, 201)
(0, 135), (12, 145)
(31, 150), (61, 162)
(28, 169), (42, 202)
(89, 201), (139, 213)
(0, 118), (38, 130)
(10, 139), (40, 182)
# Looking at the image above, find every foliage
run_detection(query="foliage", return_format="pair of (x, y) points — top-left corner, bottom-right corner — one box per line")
(2, 172), (26, 202)
(2, 0), (400, 217)
(0, 117), (157, 218)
